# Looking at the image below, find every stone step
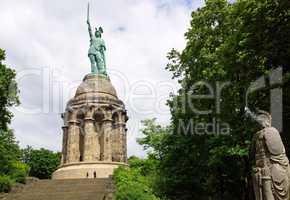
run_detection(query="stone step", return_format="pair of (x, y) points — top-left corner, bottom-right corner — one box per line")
(1, 178), (115, 200)
(5, 192), (108, 200)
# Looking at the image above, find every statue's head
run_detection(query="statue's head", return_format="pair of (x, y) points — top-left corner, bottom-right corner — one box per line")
(95, 27), (103, 38)
(255, 110), (272, 128)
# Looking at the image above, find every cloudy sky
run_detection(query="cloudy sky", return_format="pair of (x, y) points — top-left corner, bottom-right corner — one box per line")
(0, 0), (203, 157)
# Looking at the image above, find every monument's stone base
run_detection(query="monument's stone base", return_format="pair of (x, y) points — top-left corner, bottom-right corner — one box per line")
(52, 162), (127, 179)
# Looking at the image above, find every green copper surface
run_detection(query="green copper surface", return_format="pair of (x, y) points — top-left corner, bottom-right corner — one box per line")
(87, 3), (107, 77)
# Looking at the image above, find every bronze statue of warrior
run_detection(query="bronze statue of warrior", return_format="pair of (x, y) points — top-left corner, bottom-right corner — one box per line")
(86, 2), (107, 76)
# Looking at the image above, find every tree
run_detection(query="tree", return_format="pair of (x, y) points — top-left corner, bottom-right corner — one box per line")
(0, 48), (29, 192)
(163, 0), (290, 199)
(0, 49), (20, 168)
(113, 119), (169, 200)
(137, 119), (171, 160)
(0, 49), (19, 131)
(22, 147), (61, 179)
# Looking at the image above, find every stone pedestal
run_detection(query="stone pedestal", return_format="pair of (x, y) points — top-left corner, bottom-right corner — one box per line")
(53, 74), (128, 180)
(53, 162), (127, 179)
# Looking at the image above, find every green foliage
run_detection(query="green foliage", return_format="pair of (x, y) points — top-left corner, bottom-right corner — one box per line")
(0, 49), (21, 177)
(113, 120), (172, 200)
(0, 49), (19, 131)
(161, 0), (290, 199)
(113, 156), (162, 200)
(137, 119), (170, 159)
(0, 130), (21, 175)
(8, 161), (29, 184)
(0, 48), (61, 192)
(0, 175), (14, 193)
(0, 48), (28, 192)
(22, 146), (61, 179)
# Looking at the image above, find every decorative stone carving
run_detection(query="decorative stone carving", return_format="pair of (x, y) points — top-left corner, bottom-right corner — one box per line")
(247, 109), (290, 200)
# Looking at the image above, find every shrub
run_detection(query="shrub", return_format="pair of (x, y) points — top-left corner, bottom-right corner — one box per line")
(113, 157), (161, 200)
(8, 161), (29, 184)
(22, 147), (60, 179)
(0, 175), (14, 193)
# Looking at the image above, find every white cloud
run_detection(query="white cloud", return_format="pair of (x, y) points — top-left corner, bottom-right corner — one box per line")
(0, 0), (203, 157)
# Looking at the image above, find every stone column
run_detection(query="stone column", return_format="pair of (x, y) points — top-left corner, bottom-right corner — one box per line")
(101, 111), (113, 162)
(66, 112), (80, 163)
(111, 112), (124, 162)
(111, 124), (118, 162)
(112, 123), (122, 162)
(119, 113), (127, 163)
(122, 128), (128, 163)
(61, 125), (68, 165)
(83, 108), (100, 161)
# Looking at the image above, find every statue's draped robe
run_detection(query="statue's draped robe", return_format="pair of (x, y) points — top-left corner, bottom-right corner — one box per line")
(253, 127), (290, 200)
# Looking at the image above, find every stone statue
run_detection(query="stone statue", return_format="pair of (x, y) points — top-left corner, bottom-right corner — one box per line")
(87, 3), (107, 76)
(245, 107), (290, 200)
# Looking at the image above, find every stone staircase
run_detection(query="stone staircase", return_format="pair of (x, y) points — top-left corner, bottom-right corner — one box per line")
(0, 178), (115, 200)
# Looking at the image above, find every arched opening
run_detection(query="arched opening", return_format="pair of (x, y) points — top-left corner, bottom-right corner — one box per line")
(112, 112), (119, 128)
